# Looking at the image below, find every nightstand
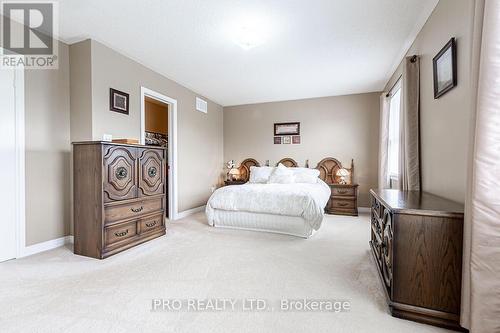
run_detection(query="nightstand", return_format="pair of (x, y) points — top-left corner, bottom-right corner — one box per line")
(326, 184), (358, 216)
(224, 180), (246, 186)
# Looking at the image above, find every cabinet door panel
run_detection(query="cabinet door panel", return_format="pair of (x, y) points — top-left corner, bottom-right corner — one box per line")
(138, 149), (165, 197)
(103, 146), (137, 202)
(382, 210), (393, 290)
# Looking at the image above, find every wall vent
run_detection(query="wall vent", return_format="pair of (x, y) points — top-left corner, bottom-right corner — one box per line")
(196, 97), (208, 113)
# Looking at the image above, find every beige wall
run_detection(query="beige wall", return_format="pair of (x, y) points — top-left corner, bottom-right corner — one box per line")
(223, 93), (380, 206)
(69, 39), (224, 212)
(145, 100), (168, 135)
(385, 0), (476, 203)
(24, 41), (71, 245)
(69, 39), (93, 142)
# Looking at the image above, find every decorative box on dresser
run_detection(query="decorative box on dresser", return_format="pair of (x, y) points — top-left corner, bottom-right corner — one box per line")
(73, 141), (167, 259)
(369, 189), (465, 331)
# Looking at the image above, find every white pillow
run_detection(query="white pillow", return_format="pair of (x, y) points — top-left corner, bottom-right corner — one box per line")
(292, 167), (320, 184)
(249, 166), (274, 183)
(268, 163), (295, 184)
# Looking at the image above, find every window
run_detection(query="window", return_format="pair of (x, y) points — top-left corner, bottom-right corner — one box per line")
(388, 82), (401, 180)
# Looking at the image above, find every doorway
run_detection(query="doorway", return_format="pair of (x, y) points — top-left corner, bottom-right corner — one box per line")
(0, 62), (25, 262)
(140, 87), (178, 220)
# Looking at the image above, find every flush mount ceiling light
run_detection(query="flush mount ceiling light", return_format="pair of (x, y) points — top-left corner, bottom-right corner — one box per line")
(234, 26), (263, 50)
(229, 13), (271, 50)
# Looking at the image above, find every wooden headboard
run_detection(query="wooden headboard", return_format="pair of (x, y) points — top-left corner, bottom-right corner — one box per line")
(238, 158), (260, 182)
(315, 158), (354, 185)
(235, 157), (353, 184)
(276, 158), (298, 167)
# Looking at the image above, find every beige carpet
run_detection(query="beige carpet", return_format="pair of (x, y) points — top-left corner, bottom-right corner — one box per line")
(0, 212), (453, 333)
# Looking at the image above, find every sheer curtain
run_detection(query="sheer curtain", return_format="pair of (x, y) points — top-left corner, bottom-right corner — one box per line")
(461, 0), (500, 331)
(378, 93), (390, 189)
(380, 56), (420, 191)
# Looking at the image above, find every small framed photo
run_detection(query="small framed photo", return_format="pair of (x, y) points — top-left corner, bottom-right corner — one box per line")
(282, 136), (291, 144)
(110, 88), (130, 114)
(433, 38), (457, 99)
(292, 136), (301, 144)
(274, 136), (282, 144)
(274, 122), (300, 136)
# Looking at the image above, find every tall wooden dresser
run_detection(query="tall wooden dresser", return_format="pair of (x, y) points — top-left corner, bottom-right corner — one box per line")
(369, 189), (465, 331)
(73, 142), (167, 259)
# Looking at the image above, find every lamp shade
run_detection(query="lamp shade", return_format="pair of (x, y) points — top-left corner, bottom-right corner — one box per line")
(336, 168), (350, 177)
(229, 168), (240, 176)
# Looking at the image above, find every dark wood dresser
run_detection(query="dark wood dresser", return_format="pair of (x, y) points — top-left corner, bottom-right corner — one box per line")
(369, 189), (465, 331)
(73, 142), (167, 259)
(327, 184), (358, 216)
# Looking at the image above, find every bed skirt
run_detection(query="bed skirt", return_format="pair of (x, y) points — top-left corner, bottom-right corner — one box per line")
(208, 209), (316, 238)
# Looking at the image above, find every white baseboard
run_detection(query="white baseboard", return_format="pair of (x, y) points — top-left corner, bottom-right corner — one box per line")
(21, 235), (73, 258)
(176, 205), (206, 220)
(358, 207), (370, 213)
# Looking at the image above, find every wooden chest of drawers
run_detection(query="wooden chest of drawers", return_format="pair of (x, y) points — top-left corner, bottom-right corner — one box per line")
(326, 184), (358, 216)
(73, 142), (166, 259)
(369, 189), (465, 331)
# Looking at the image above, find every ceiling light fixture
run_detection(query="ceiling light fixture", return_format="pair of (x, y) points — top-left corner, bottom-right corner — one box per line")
(229, 13), (271, 50)
(234, 26), (263, 50)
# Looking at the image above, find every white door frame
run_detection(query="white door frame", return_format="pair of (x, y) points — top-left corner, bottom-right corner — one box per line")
(140, 87), (178, 220)
(14, 65), (26, 258)
(2, 49), (26, 259)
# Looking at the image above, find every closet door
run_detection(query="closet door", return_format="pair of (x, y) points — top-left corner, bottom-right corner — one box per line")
(103, 145), (137, 202)
(138, 148), (164, 197)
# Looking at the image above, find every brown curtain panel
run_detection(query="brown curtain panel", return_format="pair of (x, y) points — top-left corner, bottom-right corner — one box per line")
(398, 56), (421, 191)
(461, 0), (500, 331)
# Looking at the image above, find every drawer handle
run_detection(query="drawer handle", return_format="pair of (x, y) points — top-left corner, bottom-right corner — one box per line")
(131, 206), (143, 213)
(338, 202), (349, 207)
(337, 190), (348, 194)
(145, 221), (157, 228)
(148, 166), (158, 178)
(114, 229), (129, 237)
(115, 167), (128, 180)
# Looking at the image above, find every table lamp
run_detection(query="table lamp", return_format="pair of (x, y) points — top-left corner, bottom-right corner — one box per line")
(336, 168), (350, 184)
(228, 167), (240, 181)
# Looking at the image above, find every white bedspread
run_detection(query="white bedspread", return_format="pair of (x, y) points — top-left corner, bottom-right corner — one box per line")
(206, 180), (331, 230)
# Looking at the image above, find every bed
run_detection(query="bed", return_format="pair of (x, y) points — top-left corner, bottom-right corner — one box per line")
(206, 158), (333, 238)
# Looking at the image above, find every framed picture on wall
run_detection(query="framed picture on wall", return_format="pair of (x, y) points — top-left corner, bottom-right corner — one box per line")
(433, 38), (457, 99)
(292, 136), (301, 144)
(110, 88), (130, 114)
(282, 136), (291, 144)
(274, 122), (300, 136)
(274, 136), (282, 144)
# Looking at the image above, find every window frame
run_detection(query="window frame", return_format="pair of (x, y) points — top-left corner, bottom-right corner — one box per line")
(387, 79), (402, 182)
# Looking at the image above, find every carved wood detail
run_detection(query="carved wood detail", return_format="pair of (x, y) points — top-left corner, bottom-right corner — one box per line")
(138, 149), (165, 197)
(276, 158), (298, 167)
(238, 158), (260, 182)
(315, 157), (354, 185)
(103, 146), (137, 202)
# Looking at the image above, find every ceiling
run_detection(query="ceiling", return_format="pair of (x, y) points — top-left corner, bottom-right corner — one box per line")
(58, 0), (438, 106)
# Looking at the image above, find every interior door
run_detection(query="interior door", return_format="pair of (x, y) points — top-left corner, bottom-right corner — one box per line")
(0, 67), (20, 262)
